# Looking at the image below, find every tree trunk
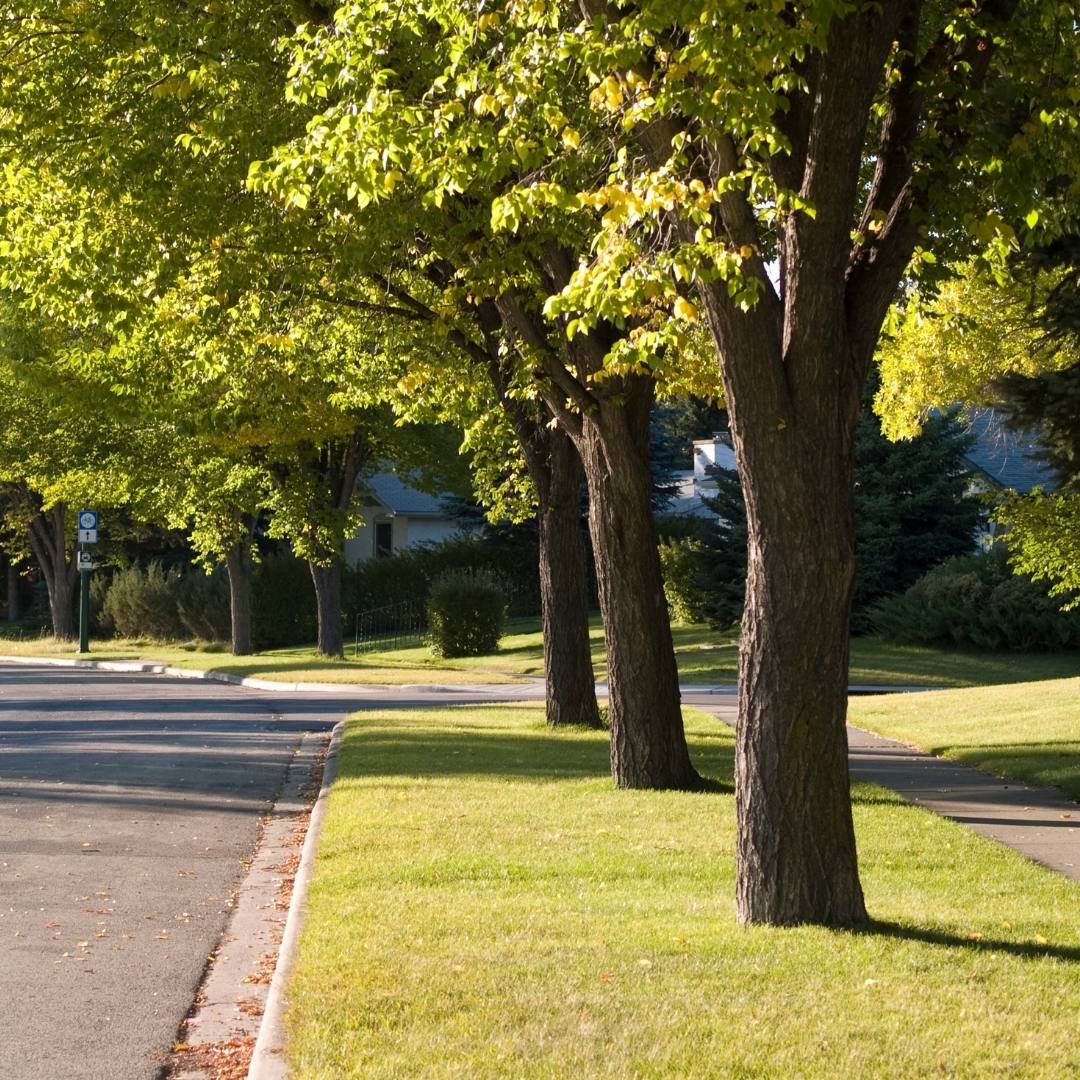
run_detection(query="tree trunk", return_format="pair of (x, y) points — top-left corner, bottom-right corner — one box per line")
(26, 504), (77, 641)
(4, 557), (21, 622)
(224, 543), (254, 656)
(309, 558), (344, 657)
(535, 428), (601, 728)
(732, 410), (867, 926)
(575, 384), (700, 789)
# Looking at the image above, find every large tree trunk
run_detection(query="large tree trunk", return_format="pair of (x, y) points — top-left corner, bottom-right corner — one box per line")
(26, 504), (78, 641)
(490, 282), (696, 786)
(472, 302), (601, 729)
(732, 391), (867, 926)
(309, 558), (344, 657)
(224, 543), (254, 656)
(575, 383), (700, 789)
(535, 427), (601, 728)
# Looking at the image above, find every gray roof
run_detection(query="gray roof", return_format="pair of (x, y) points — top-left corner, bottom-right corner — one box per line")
(962, 407), (1056, 493)
(361, 471), (454, 516)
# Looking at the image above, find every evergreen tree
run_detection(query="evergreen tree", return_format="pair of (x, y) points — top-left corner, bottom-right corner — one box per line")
(689, 395), (980, 629)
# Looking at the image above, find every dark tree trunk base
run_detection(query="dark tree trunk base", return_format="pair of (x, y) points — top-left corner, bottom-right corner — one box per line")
(537, 429), (601, 729)
(309, 558), (345, 658)
(225, 544), (254, 656)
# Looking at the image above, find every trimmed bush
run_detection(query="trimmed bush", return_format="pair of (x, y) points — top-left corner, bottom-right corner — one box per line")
(251, 552), (317, 649)
(344, 532), (542, 625)
(870, 549), (1080, 651)
(177, 569), (231, 643)
(659, 537), (710, 625)
(426, 569), (506, 658)
(101, 562), (186, 640)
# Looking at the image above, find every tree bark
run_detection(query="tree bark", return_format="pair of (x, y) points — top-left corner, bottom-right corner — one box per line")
(534, 427), (601, 728)
(729, 367), (867, 925)
(224, 543), (254, 656)
(26, 504), (78, 641)
(309, 557), (344, 657)
(575, 382), (700, 789)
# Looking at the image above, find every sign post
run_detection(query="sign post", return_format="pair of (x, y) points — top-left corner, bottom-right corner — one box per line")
(77, 511), (98, 655)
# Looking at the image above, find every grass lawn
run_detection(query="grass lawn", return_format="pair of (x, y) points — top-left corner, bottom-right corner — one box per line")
(0, 635), (523, 685)
(3, 617), (1078, 688)
(850, 676), (1080, 801)
(285, 704), (1080, 1079)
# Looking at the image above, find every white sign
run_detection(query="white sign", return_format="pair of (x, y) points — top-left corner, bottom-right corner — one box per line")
(77, 550), (94, 571)
(78, 528), (98, 544)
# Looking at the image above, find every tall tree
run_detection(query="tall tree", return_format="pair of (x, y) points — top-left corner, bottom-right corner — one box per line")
(260, 0), (1079, 921)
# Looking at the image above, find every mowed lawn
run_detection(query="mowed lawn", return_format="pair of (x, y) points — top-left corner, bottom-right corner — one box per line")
(285, 704), (1080, 1079)
(850, 676), (1080, 800)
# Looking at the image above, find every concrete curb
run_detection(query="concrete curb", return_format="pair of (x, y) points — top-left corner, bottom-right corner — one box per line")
(0, 653), (527, 696)
(0, 655), (933, 698)
(247, 719), (345, 1080)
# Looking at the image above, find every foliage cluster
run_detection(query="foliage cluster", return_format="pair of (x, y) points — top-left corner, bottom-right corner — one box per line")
(344, 532), (542, 623)
(871, 549), (1080, 652)
(658, 400), (982, 630)
(426, 569), (507, 658)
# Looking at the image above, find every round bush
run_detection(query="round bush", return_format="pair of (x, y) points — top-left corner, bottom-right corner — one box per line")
(426, 569), (506, 658)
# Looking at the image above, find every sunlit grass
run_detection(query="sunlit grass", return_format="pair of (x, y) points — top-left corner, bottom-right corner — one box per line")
(3, 619), (1078, 688)
(285, 704), (1080, 1078)
(851, 677), (1080, 800)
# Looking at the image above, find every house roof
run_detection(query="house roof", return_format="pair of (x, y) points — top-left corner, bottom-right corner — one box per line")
(361, 471), (454, 516)
(962, 408), (1056, 493)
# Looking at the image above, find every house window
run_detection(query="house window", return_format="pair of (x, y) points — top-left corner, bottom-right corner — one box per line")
(375, 521), (393, 558)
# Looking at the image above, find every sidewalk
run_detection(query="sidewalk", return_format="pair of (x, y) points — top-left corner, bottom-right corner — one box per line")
(685, 694), (1080, 884)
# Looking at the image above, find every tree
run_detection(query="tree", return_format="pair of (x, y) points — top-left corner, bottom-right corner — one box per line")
(0, 0), (602, 724)
(257, 1), (1080, 923)
(993, 237), (1080, 605)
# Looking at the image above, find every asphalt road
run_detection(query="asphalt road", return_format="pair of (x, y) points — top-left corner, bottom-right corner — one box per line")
(0, 666), (335, 1080)
(0, 662), (551, 1080)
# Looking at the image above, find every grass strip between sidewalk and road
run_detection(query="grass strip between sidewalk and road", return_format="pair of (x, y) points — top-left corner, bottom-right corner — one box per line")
(283, 703), (1080, 1079)
(850, 676), (1080, 801)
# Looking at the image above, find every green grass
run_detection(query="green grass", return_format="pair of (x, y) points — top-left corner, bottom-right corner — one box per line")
(850, 676), (1080, 801)
(286, 704), (1080, 1079)
(0, 636), (523, 685)
(3, 618), (1078, 688)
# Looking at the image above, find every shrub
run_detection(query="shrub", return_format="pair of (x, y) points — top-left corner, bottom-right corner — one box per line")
(426, 569), (506, 657)
(89, 573), (114, 636)
(251, 552), (316, 649)
(659, 537), (710, 625)
(870, 549), (1080, 651)
(176, 569), (231, 643)
(344, 531), (542, 625)
(101, 562), (186, 640)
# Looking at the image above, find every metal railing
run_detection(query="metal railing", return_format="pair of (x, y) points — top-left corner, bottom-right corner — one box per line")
(352, 599), (428, 656)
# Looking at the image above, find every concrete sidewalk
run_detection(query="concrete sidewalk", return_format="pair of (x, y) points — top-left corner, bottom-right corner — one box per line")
(685, 694), (1080, 884)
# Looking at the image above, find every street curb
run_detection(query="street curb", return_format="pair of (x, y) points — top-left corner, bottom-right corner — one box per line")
(0, 653), (525, 695)
(0, 655), (933, 698)
(247, 719), (345, 1080)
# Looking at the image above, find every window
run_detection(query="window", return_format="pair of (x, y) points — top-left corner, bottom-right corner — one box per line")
(375, 521), (393, 558)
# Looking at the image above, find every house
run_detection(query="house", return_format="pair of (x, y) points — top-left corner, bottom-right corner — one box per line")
(666, 433), (738, 519)
(961, 407), (1057, 494)
(345, 471), (474, 565)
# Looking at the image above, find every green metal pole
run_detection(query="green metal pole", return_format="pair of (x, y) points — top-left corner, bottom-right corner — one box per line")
(78, 549), (90, 654)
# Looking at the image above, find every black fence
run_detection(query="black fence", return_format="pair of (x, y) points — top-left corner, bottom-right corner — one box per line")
(352, 599), (428, 656)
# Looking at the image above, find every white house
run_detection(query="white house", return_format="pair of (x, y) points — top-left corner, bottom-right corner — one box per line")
(345, 472), (474, 565)
(667, 433), (739, 518)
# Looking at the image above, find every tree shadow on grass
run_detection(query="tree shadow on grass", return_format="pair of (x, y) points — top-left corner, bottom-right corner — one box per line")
(851, 919), (1080, 965)
(340, 708), (734, 791)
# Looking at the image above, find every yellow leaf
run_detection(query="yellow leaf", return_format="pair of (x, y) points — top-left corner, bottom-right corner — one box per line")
(673, 296), (698, 323)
